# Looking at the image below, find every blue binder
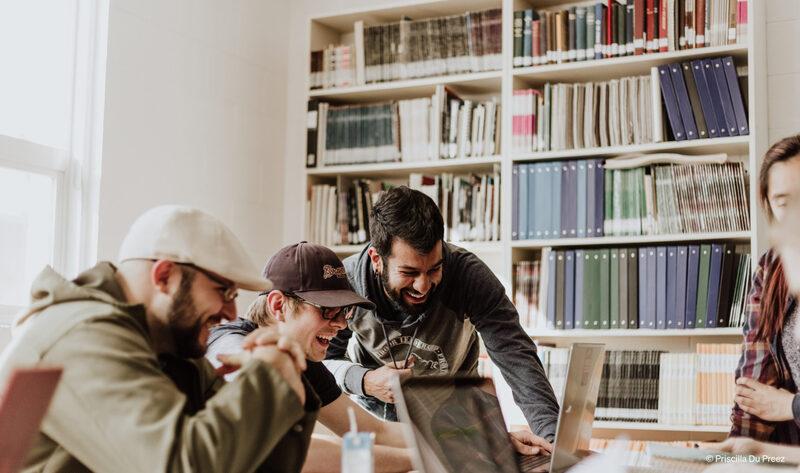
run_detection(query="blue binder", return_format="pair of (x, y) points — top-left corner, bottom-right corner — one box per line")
(512, 165), (520, 240)
(669, 63), (699, 140)
(684, 245), (701, 329)
(702, 59), (732, 137)
(574, 249), (586, 328)
(565, 250), (576, 329)
(710, 58), (739, 137)
(705, 243), (724, 328)
(657, 65), (686, 141)
(690, 59), (721, 138)
(722, 56), (749, 136)
(675, 246), (689, 329)
(656, 246), (667, 329)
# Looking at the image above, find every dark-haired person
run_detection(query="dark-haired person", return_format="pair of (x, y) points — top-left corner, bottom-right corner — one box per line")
(730, 135), (800, 444)
(206, 242), (416, 473)
(323, 186), (560, 450)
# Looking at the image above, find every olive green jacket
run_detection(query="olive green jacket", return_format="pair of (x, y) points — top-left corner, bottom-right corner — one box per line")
(0, 262), (317, 473)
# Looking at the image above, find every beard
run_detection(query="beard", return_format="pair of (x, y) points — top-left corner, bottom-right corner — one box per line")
(378, 265), (438, 316)
(167, 269), (205, 359)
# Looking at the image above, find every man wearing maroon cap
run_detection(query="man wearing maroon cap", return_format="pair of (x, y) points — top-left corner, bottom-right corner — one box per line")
(207, 242), (414, 473)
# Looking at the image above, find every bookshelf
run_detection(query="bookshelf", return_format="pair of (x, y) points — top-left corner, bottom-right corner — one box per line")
(301, 0), (766, 442)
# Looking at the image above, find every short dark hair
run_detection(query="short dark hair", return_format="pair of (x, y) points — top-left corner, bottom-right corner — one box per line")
(369, 186), (444, 257)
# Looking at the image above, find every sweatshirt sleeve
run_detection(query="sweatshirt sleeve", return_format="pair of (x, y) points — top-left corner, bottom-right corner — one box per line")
(40, 316), (307, 473)
(458, 252), (560, 440)
(323, 326), (370, 396)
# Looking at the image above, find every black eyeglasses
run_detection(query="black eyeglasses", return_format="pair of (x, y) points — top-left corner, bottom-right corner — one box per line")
(177, 263), (239, 303)
(285, 293), (355, 321)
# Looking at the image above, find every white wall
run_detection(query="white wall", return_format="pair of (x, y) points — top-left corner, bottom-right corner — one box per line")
(766, 1), (800, 144)
(98, 0), (290, 308)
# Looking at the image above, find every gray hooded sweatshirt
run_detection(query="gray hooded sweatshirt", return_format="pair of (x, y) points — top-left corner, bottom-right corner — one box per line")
(323, 243), (559, 440)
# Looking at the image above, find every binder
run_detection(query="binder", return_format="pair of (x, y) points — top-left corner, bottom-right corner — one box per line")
(547, 250), (558, 329)
(551, 164), (563, 238)
(675, 246), (689, 328)
(695, 244), (712, 328)
(665, 246), (678, 328)
(574, 249), (586, 328)
(595, 161), (605, 237)
(565, 250), (576, 329)
(646, 246), (657, 329)
(669, 62), (699, 139)
(610, 249), (620, 329)
(702, 59), (732, 137)
(722, 56), (749, 136)
(600, 249), (611, 329)
(529, 163), (539, 239)
(709, 58), (739, 137)
(680, 62), (709, 139)
(577, 161), (588, 238)
(518, 164), (528, 240)
(512, 165), (520, 240)
(585, 250), (601, 329)
(656, 246), (668, 329)
(627, 248), (639, 329)
(716, 244), (737, 327)
(690, 59), (720, 138)
(705, 243), (724, 328)
(685, 245), (700, 329)
(657, 65), (686, 141)
(586, 160), (597, 237)
(619, 249), (629, 328)
(638, 247), (648, 328)
(555, 251), (566, 329)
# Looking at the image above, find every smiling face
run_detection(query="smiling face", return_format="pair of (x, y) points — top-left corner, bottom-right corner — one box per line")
(369, 238), (443, 315)
(166, 265), (238, 358)
(269, 291), (348, 362)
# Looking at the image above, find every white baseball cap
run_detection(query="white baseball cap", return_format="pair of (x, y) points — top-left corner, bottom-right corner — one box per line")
(118, 205), (271, 292)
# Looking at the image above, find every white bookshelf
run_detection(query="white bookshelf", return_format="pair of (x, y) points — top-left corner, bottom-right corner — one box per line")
(301, 0), (766, 441)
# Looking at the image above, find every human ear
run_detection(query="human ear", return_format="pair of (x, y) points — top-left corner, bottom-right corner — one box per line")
(150, 260), (176, 295)
(267, 290), (288, 322)
(367, 247), (384, 274)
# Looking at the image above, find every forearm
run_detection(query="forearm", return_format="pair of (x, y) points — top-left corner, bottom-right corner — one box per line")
(323, 359), (370, 396)
(302, 435), (412, 473)
(374, 420), (408, 448)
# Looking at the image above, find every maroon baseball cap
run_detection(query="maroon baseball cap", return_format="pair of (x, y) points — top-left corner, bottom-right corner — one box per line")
(263, 242), (375, 310)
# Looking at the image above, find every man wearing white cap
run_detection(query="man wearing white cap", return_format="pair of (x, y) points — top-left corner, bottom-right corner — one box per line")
(0, 205), (315, 472)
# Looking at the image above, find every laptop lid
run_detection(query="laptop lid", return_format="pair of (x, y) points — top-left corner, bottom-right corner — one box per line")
(394, 376), (521, 473)
(0, 366), (62, 473)
(549, 343), (605, 472)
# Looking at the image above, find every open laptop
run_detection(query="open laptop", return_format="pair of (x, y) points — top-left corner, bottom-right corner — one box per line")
(393, 343), (605, 473)
(0, 367), (62, 473)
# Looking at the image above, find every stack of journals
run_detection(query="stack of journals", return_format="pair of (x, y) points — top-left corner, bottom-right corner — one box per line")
(309, 44), (355, 89)
(512, 159), (749, 241)
(513, 0), (748, 67)
(307, 88), (500, 167)
(596, 350), (663, 422)
(658, 344), (741, 426)
(362, 9), (502, 84)
(514, 243), (752, 331)
(656, 58), (749, 141)
(512, 75), (655, 153)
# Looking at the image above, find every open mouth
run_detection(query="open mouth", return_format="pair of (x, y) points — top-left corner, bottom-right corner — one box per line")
(403, 291), (427, 304)
(315, 333), (334, 348)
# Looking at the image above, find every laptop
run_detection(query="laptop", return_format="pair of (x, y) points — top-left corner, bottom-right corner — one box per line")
(0, 367), (62, 473)
(393, 343), (606, 473)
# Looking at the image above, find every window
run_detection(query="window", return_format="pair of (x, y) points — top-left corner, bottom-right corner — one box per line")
(0, 1), (109, 323)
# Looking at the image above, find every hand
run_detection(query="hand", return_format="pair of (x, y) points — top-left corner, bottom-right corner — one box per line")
(364, 356), (415, 403)
(509, 429), (552, 456)
(241, 326), (307, 372)
(734, 377), (795, 421)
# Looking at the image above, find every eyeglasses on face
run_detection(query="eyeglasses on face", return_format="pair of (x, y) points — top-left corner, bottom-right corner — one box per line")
(176, 263), (239, 303)
(285, 293), (355, 321)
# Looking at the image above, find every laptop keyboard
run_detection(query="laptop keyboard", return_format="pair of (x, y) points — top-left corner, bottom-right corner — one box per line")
(518, 453), (551, 472)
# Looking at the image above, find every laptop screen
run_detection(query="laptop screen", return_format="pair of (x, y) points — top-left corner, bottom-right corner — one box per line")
(396, 377), (520, 473)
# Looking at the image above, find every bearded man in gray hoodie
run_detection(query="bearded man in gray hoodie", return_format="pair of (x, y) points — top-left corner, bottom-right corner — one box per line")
(323, 186), (560, 451)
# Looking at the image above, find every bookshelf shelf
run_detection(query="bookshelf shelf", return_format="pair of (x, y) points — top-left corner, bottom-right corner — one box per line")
(307, 156), (502, 177)
(513, 44), (748, 84)
(512, 136), (751, 162)
(528, 327), (741, 338)
(331, 241), (504, 255)
(511, 231), (752, 249)
(592, 421), (730, 433)
(308, 70), (503, 102)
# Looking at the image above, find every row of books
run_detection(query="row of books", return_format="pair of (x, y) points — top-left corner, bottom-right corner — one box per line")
(514, 243), (752, 331)
(309, 44), (355, 90)
(409, 170), (501, 243)
(309, 9), (503, 90)
(541, 344), (739, 426)
(513, 0), (748, 68)
(657, 58), (749, 142)
(306, 91), (500, 167)
(307, 171), (501, 246)
(603, 160), (749, 236)
(511, 157), (749, 241)
(512, 75), (657, 153)
(658, 345), (740, 426)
